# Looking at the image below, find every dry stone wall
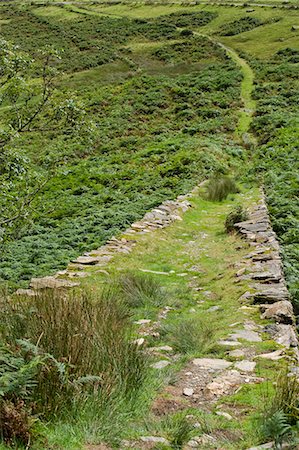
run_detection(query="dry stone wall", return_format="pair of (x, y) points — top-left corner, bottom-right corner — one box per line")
(234, 192), (298, 355)
(16, 186), (298, 361)
(16, 190), (196, 296)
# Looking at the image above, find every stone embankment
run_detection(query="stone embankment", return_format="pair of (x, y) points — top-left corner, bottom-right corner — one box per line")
(234, 192), (298, 355)
(16, 191), (195, 296)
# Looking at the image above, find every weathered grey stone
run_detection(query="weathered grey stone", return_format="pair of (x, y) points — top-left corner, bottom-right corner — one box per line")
(260, 301), (294, 324)
(207, 305), (221, 312)
(140, 436), (169, 444)
(192, 358), (232, 370)
(134, 319), (151, 325)
(205, 370), (245, 397)
(71, 256), (102, 265)
(151, 360), (170, 369)
(230, 329), (262, 342)
(30, 277), (79, 290)
(228, 349), (245, 358)
(251, 271), (281, 283)
(235, 221), (269, 233)
(235, 360), (256, 372)
(183, 388), (194, 397)
(264, 324), (298, 348)
(247, 442), (274, 450)
(218, 340), (242, 347)
(255, 349), (284, 361)
(252, 284), (290, 304)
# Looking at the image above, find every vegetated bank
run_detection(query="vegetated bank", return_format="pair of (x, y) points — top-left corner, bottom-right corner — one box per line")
(0, 5), (246, 288)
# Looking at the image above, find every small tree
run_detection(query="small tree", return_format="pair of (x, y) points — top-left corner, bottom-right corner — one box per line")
(0, 40), (96, 244)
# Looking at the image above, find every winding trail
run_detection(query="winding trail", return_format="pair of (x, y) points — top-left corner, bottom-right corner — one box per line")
(193, 30), (256, 138)
(219, 43), (256, 136)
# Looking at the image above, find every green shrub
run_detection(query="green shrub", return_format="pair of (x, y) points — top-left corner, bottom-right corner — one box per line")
(225, 205), (248, 233)
(205, 176), (239, 202)
(218, 16), (266, 36)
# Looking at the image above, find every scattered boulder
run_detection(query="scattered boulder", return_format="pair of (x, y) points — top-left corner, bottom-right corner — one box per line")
(228, 349), (245, 358)
(255, 349), (284, 361)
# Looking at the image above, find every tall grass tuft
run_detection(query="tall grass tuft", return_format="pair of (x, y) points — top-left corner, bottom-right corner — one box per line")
(162, 317), (218, 355)
(225, 204), (248, 233)
(0, 287), (149, 416)
(205, 176), (239, 202)
(117, 271), (166, 308)
(256, 369), (299, 448)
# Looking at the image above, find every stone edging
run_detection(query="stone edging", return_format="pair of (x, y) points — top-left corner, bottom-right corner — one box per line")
(234, 190), (298, 359)
(16, 186), (201, 295)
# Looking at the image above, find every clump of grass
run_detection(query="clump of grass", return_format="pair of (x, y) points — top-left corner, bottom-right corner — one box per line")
(162, 317), (218, 355)
(163, 413), (194, 449)
(269, 370), (299, 424)
(117, 271), (166, 308)
(205, 176), (239, 202)
(255, 369), (299, 448)
(225, 204), (248, 233)
(0, 287), (149, 415)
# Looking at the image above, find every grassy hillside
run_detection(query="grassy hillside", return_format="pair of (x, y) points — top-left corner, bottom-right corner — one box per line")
(0, 4), (246, 287)
(0, 2), (297, 288)
(0, 2), (298, 448)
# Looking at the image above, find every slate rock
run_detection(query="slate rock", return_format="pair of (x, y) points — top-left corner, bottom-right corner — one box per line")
(192, 358), (232, 370)
(235, 360), (256, 372)
(151, 360), (170, 369)
(260, 301), (294, 324)
(140, 436), (169, 444)
(264, 324), (298, 348)
(30, 277), (79, 290)
(230, 329), (262, 342)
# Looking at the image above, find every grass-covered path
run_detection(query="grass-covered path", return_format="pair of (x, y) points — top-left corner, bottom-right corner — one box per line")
(193, 30), (256, 137)
(219, 43), (256, 136)
(69, 186), (290, 450)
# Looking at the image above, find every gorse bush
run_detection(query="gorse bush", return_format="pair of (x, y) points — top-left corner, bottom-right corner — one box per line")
(205, 176), (239, 202)
(163, 317), (218, 355)
(225, 205), (248, 233)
